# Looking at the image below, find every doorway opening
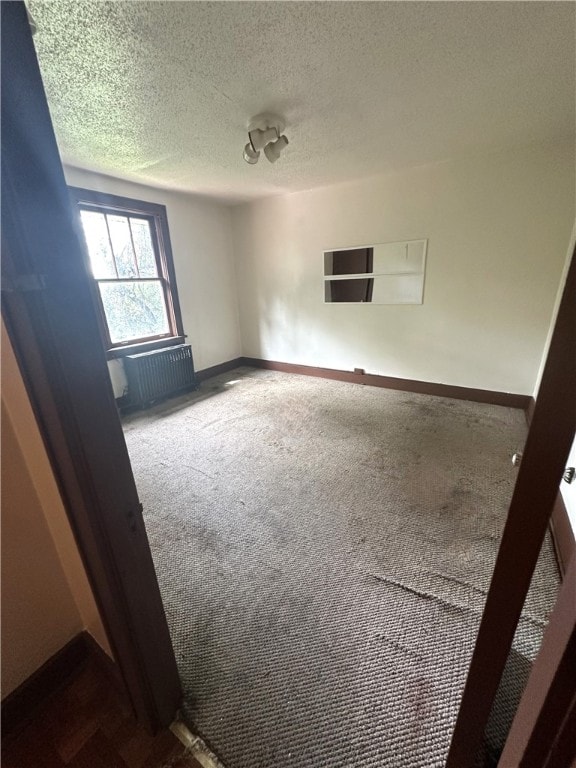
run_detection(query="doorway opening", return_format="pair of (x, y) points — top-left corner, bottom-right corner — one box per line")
(4, 3), (575, 768)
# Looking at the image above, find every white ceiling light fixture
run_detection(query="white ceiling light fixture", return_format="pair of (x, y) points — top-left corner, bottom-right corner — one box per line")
(264, 135), (289, 164)
(243, 143), (260, 164)
(249, 127), (279, 152)
(243, 113), (289, 165)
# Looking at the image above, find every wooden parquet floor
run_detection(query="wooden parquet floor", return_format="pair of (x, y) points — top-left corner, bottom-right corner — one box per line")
(2, 657), (203, 768)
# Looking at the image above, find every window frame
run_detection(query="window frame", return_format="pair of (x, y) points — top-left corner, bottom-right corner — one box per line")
(69, 187), (186, 359)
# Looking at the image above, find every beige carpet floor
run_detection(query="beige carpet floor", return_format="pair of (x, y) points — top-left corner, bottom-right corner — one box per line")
(123, 368), (558, 768)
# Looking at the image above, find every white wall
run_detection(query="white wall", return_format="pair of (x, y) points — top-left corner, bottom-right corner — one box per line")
(64, 167), (241, 396)
(2, 322), (111, 698)
(1, 402), (82, 697)
(533, 222), (575, 398)
(232, 142), (574, 395)
(1, 323), (111, 659)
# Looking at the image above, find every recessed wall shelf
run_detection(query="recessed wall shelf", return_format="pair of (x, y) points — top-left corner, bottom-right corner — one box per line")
(323, 239), (427, 304)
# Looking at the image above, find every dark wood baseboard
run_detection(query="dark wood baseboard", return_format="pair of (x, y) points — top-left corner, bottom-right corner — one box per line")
(240, 357), (531, 410)
(196, 357), (244, 382)
(83, 631), (124, 694)
(1, 631), (119, 740)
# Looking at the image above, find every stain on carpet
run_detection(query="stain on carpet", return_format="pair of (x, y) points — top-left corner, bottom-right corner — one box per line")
(123, 368), (558, 768)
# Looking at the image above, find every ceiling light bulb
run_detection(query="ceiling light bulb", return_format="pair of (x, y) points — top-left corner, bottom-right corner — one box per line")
(248, 127), (279, 152)
(243, 143), (260, 164)
(264, 135), (289, 164)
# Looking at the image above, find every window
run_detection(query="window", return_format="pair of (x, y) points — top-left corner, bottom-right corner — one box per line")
(70, 188), (185, 357)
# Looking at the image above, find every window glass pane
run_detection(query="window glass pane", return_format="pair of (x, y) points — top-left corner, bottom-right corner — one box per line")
(79, 210), (116, 279)
(107, 215), (138, 278)
(99, 280), (170, 344)
(130, 218), (158, 277)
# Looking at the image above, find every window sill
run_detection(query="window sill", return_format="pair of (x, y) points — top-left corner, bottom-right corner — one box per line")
(106, 336), (186, 360)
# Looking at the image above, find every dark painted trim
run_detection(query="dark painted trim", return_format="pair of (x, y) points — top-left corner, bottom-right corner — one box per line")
(196, 357), (244, 382)
(543, 689), (576, 768)
(548, 492), (575, 578)
(83, 632), (124, 694)
(446, 244), (576, 766)
(1, 632), (116, 739)
(499, 556), (576, 767)
(525, 396), (575, 578)
(2, 2), (181, 732)
(68, 186), (187, 354)
(240, 357), (531, 409)
(150, 354), (533, 410)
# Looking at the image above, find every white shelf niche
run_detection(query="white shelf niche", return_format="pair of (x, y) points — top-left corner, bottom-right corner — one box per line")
(323, 239), (427, 304)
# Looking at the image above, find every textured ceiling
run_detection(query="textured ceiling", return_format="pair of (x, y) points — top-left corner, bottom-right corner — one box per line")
(30, 1), (575, 203)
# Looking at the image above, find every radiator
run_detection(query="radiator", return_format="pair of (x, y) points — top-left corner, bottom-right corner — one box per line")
(124, 344), (197, 408)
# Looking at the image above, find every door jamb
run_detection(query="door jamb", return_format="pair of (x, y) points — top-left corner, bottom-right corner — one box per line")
(4, 0), (575, 753)
(446, 245), (576, 766)
(498, 556), (576, 766)
(1, 1), (182, 731)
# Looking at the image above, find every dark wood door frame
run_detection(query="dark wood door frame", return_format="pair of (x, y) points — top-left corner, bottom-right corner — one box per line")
(1, 2), (181, 731)
(525, 401), (575, 578)
(498, 555), (576, 767)
(446, 245), (576, 766)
